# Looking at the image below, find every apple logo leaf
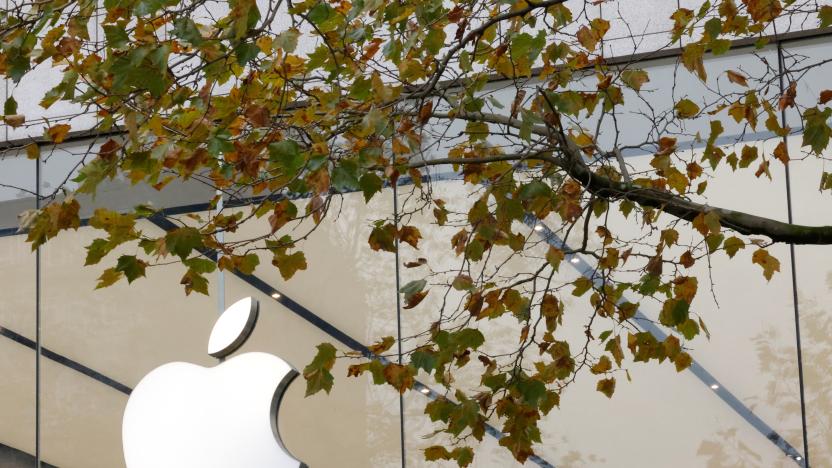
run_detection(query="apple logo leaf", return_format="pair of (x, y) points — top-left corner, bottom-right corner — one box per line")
(208, 296), (259, 359)
(122, 297), (307, 468)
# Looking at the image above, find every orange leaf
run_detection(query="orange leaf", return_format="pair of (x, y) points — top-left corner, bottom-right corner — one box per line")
(46, 123), (71, 143)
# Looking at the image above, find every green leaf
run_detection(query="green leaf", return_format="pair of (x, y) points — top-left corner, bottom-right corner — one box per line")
(273, 250), (307, 279)
(115, 255), (147, 283)
(518, 180), (550, 200)
(269, 140), (304, 175)
(454, 328), (485, 350)
(411, 349), (437, 372)
(4, 96), (18, 115)
(331, 159), (360, 192)
(165, 227), (203, 260)
(172, 18), (204, 46)
(802, 107), (832, 154)
(96, 268), (124, 289)
(678, 319), (700, 340)
(184, 257), (217, 274)
(234, 42), (260, 65)
(85, 238), (113, 266)
(303, 343), (337, 396)
(516, 377), (546, 406)
(358, 173), (383, 202)
(180, 268), (210, 295)
(103, 25), (130, 49)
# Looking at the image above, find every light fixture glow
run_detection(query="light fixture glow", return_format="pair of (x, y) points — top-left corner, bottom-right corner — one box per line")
(534, 225), (544, 232)
(420, 388), (430, 394)
(271, 293), (281, 299)
(710, 384), (719, 390)
(795, 456), (803, 461)
(570, 257), (580, 264)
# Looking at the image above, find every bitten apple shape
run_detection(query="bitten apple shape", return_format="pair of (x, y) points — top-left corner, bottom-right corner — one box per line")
(122, 297), (306, 468)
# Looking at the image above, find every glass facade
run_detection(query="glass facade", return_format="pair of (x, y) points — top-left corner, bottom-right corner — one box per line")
(1, 4), (831, 468)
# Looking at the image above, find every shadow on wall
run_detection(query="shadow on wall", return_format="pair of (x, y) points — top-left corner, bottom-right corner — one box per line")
(696, 272), (832, 467)
(0, 443), (58, 468)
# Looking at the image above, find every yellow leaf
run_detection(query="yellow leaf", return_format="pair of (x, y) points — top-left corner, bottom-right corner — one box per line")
(751, 248), (780, 281)
(46, 123), (71, 143)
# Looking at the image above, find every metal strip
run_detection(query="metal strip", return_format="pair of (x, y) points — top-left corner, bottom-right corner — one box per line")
(0, 326), (132, 395)
(392, 167), (407, 466)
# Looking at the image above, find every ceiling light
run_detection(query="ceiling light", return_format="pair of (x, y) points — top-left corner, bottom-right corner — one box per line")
(570, 257), (580, 264)
(795, 456), (802, 461)
(710, 384), (719, 390)
(271, 292), (281, 299)
(534, 225), (543, 232)
(419, 387), (430, 394)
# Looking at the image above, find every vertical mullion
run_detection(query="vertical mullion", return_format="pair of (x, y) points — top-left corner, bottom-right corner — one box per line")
(35, 147), (41, 468)
(392, 174), (405, 467)
(776, 40), (810, 468)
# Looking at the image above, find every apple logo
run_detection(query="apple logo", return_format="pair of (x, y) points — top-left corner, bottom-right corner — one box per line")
(122, 297), (307, 468)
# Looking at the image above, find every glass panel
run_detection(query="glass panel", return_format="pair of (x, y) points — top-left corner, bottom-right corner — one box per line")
(39, 218), (219, 467)
(397, 149), (803, 466)
(0, 131), (36, 463)
(0, 233), (37, 464)
(780, 35), (832, 463)
(222, 188), (402, 466)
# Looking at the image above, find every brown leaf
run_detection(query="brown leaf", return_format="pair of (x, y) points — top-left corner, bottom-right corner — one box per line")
(244, 105), (270, 127)
(510, 89), (526, 119)
(773, 141), (789, 165)
(778, 81), (797, 111)
(398, 225), (422, 249)
(404, 290), (428, 309)
(820, 89), (832, 105)
(726, 70), (748, 87)
(418, 101), (433, 124)
(404, 258), (427, 268)
(645, 254), (663, 276)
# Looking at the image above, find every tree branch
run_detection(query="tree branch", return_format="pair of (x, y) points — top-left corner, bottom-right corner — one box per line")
(407, 152), (832, 245)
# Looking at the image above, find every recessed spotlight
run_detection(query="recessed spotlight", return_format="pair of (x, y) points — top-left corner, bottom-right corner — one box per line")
(570, 257), (580, 264)
(534, 225), (543, 231)
(710, 384), (719, 390)
(419, 387), (430, 394)
(271, 292), (281, 299)
(795, 456), (803, 461)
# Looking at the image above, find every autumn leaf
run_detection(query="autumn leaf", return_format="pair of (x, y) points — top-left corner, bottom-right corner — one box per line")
(303, 343), (337, 396)
(751, 248), (780, 281)
(596, 377), (615, 398)
(383, 363), (415, 393)
(4, 114), (25, 127)
(675, 99), (700, 118)
(46, 123), (71, 143)
(726, 70), (748, 87)
(621, 69), (649, 91)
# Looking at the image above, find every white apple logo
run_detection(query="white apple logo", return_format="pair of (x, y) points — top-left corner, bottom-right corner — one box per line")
(122, 297), (307, 468)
